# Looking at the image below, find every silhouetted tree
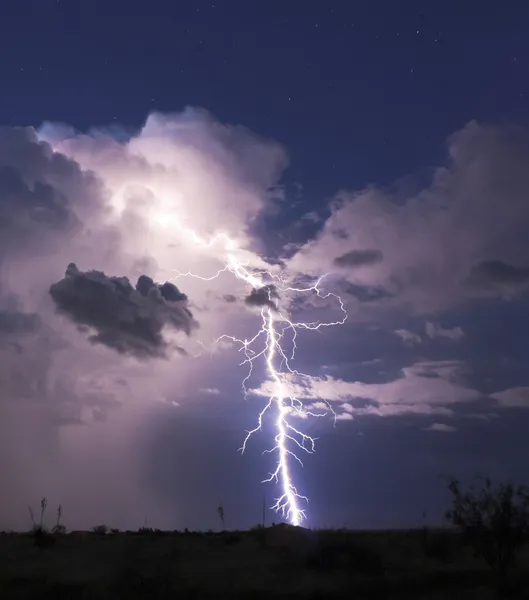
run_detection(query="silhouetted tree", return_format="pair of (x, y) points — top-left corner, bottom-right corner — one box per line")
(92, 524), (109, 535)
(445, 476), (529, 587)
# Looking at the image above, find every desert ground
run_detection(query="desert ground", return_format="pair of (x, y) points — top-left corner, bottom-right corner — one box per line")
(1, 524), (529, 599)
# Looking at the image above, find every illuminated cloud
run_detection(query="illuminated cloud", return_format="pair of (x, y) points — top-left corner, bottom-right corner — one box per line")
(39, 108), (288, 252)
(287, 121), (529, 317)
(425, 423), (457, 433)
(336, 412), (354, 421)
(1, 111), (529, 530)
(491, 387), (529, 408)
(425, 321), (465, 341)
(0, 109), (289, 529)
(394, 328), (422, 346)
(250, 359), (481, 419)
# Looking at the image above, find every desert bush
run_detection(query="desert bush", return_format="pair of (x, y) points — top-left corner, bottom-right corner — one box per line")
(445, 476), (529, 586)
(32, 526), (55, 548)
(27, 497), (57, 547)
(28, 498), (66, 538)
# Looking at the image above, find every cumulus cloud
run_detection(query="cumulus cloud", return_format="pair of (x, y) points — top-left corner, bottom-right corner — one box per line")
(287, 121), (529, 317)
(491, 386), (529, 408)
(336, 412), (354, 421)
(425, 321), (465, 341)
(49, 263), (197, 359)
(402, 360), (469, 383)
(425, 423), (456, 433)
(250, 359), (480, 419)
(0, 165), (71, 235)
(2, 109), (529, 530)
(394, 328), (422, 346)
(0, 130), (108, 297)
(200, 387), (221, 395)
(40, 108), (288, 252)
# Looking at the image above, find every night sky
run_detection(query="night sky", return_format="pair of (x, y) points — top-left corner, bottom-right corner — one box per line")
(1, 0), (529, 531)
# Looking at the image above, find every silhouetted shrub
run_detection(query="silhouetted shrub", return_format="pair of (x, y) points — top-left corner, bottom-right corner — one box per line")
(52, 524), (66, 535)
(32, 526), (55, 548)
(27, 498), (66, 543)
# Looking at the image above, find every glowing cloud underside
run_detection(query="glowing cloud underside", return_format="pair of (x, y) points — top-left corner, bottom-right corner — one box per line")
(168, 223), (347, 527)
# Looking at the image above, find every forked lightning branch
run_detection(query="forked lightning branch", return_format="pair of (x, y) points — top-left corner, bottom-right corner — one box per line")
(170, 232), (347, 526)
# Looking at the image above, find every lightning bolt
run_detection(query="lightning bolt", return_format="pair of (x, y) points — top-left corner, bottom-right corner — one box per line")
(38, 134), (348, 526)
(168, 229), (347, 527)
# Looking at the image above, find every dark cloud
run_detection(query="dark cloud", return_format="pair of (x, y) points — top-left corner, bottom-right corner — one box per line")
(339, 282), (393, 303)
(467, 260), (529, 287)
(0, 127), (101, 201)
(244, 285), (280, 310)
(0, 126), (107, 268)
(333, 249), (383, 269)
(49, 263), (198, 358)
(223, 294), (237, 303)
(0, 165), (72, 231)
(0, 310), (40, 336)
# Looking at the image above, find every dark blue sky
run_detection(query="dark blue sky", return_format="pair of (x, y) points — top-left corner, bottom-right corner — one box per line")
(2, 0), (529, 200)
(2, 0), (529, 531)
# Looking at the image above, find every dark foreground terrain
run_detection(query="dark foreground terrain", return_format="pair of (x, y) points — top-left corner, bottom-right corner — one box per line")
(1, 525), (529, 599)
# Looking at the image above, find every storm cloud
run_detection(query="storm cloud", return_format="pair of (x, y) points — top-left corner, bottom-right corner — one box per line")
(287, 121), (529, 316)
(2, 109), (529, 531)
(333, 248), (383, 269)
(244, 284), (280, 310)
(0, 309), (40, 336)
(467, 259), (529, 292)
(0, 109), (294, 531)
(49, 263), (197, 358)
